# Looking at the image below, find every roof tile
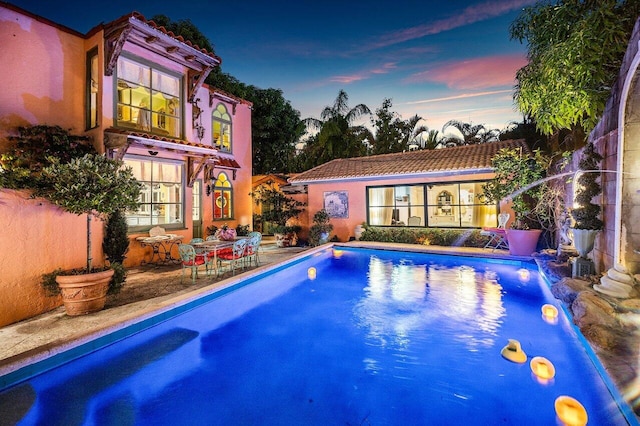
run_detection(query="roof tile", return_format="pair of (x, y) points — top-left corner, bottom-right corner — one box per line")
(289, 139), (529, 183)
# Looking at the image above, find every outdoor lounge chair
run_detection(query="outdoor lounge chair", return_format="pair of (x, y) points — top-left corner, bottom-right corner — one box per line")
(481, 213), (510, 251)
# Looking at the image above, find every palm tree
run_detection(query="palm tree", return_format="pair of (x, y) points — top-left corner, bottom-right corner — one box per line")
(412, 129), (443, 150)
(441, 120), (499, 146)
(303, 90), (371, 167)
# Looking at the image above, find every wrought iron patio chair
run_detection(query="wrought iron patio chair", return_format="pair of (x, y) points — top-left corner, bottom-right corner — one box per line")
(178, 244), (209, 284)
(481, 213), (510, 251)
(189, 238), (205, 255)
(217, 238), (248, 277)
(245, 232), (262, 268)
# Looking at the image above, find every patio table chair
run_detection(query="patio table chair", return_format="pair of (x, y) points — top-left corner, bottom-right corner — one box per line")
(189, 238), (205, 255)
(217, 238), (248, 277)
(178, 244), (209, 284)
(245, 232), (262, 268)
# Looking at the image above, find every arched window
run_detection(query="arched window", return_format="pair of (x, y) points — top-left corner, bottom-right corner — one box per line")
(213, 172), (233, 219)
(212, 103), (232, 152)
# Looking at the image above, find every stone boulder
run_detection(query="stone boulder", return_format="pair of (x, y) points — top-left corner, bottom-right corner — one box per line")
(550, 277), (592, 305)
(571, 291), (618, 330)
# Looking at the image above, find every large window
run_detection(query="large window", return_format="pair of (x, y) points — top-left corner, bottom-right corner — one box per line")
(213, 172), (233, 219)
(212, 103), (232, 152)
(124, 157), (184, 229)
(368, 185), (425, 226)
(367, 182), (497, 228)
(116, 56), (181, 138)
(86, 48), (99, 129)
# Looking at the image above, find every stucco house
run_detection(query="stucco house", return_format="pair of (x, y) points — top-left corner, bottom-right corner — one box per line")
(0, 3), (252, 325)
(289, 139), (527, 241)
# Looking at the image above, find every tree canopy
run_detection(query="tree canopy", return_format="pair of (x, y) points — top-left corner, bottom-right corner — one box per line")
(370, 99), (426, 155)
(510, 0), (640, 137)
(299, 90), (372, 170)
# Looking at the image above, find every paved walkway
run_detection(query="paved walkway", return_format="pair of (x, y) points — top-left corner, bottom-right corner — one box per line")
(0, 242), (520, 380)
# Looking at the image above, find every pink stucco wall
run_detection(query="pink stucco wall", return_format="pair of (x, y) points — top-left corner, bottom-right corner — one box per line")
(304, 172), (496, 242)
(0, 189), (107, 326)
(0, 5), (253, 326)
(0, 6), (85, 141)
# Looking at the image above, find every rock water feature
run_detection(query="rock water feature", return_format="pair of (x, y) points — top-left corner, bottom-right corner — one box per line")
(534, 251), (640, 418)
(595, 264), (638, 298)
(505, 169), (640, 417)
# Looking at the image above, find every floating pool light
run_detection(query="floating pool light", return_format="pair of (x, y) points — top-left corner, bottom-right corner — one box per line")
(555, 396), (588, 426)
(541, 304), (559, 321)
(517, 268), (531, 282)
(333, 249), (343, 258)
(500, 339), (527, 363)
(307, 267), (317, 280)
(530, 356), (555, 381)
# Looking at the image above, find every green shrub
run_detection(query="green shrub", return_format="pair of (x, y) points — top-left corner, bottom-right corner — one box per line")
(359, 227), (490, 248)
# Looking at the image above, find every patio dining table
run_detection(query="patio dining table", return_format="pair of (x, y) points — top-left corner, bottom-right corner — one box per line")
(136, 234), (184, 265)
(192, 237), (249, 277)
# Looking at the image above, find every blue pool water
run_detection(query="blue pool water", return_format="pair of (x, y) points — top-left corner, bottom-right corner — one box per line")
(0, 247), (633, 425)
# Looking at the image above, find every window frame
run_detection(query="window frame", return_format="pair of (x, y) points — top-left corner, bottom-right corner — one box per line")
(212, 171), (234, 220)
(123, 154), (185, 232)
(212, 103), (232, 153)
(114, 54), (183, 139)
(85, 47), (99, 130)
(366, 180), (497, 229)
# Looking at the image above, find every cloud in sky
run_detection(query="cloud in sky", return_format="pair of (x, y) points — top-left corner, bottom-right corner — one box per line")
(329, 62), (397, 84)
(365, 0), (537, 51)
(406, 54), (526, 90)
(407, 89), (513, 105)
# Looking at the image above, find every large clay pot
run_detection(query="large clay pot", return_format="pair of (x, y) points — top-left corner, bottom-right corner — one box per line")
(572, 228), (599, 258)
(506, 229), (542, 256)
(56, 269), (114, 316)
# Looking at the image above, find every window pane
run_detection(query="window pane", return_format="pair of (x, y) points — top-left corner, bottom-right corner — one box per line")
(116, 58), (180, 138)
(124, 158), (183, 229)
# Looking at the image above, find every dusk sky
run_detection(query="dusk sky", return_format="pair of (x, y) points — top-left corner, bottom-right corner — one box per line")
(9, 0), (535, 134)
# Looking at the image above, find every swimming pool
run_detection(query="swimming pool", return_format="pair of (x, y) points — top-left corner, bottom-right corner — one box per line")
(0, 246), (635, 425)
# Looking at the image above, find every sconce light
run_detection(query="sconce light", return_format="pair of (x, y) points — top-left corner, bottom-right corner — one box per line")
(232, 169), (237, 180)
(148, 150), (158, 156)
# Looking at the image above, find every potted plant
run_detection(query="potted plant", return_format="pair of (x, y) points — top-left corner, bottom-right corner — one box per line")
(36, 154), (141, 315)
(252, 184), (305, 247)
(480, 147), (552, 256)
(571, 142), (603, 258)
(1, 125), (141, 314)
(308, 209), (334, 246)
(216, 223), (237, 241)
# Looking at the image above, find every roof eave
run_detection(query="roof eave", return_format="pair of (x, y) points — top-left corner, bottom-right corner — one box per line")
(289, 167), (495, 185)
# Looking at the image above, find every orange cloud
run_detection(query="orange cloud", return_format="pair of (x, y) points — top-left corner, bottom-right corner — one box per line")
(406, 54), (527, 89)
(366, 0), (537, 51)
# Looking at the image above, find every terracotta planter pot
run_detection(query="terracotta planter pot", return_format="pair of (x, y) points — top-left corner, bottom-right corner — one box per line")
(506, 229), (542, 256)
(56, 269), (114, 316)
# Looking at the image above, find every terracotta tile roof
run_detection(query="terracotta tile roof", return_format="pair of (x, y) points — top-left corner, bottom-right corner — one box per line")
(289, 139), (530, 183)
(99, 12), (221, 62)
